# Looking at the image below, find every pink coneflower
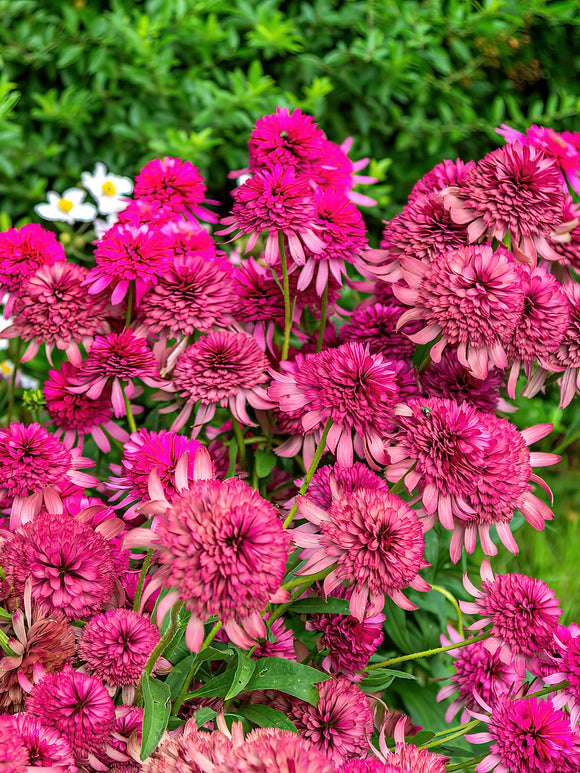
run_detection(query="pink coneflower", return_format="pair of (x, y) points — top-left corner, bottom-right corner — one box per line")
(312, 138), (377, 206)
(546, 281), (580, 408)
(84, 222), (175, 305)
(1, 261), (110, 365)
(339, 301), (419, 361)
(126, 478), (289, 651)
(0, 223), (63, 296)
(543, 625), (580, 724)
(157, 330), (274, 432)
(270, 342), (400, 467)
(27, 665), (116, 760)
(11, 713), (76, 771)
(460, 560), (562, 676)
(443, 141), (568, 265)
(107, 428), (204, 518)
(436, 625), (520, 724)
(395, 244), (524, 380)
(0, 511), (116, 620)
(133, 156), (217, 221)
(281, 677), (374, 765)
(468, 695), (573, 773)
(218, 164), (325, 266)
(0, 608), (76, 713)
(388, 399), (558, 560)
(294, 487), (429, 617)
(78, 608), (159, 687)
(161, 217), (220, 258)
(117, 197), (177, 227)
(44, 362), (129, 452)
(137, 252), (237, 337)
(0, 717), (29, 773)
(306, 462), (389, 511)
(69, 329), (159, 416)
(248, 107), (327, 172)
(420, 348), (503, 413)
(0, 422), (96, 528)
(409, 158), (477, 201)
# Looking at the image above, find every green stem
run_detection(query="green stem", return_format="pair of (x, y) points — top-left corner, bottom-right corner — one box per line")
(0, 628), (18, 657)
(446, 756), (487, 772)
(528, 680), (569, 698)
(422, 719), (481, 749)
(553, 431), (580, 455)
(172, 620), (223, 716)
(315, 283), (329, 353)
(430, 584), (463, 637)
(282, 417), (333, 528)
(279, 231), (292, 361)
(125, 282), (134, 327)
(6, 338), (22, 424)
(366, 632), (490, 671)
(417, 351), (432, 374)
(231, 416), (246, 468)
(134, 601), (184, 706)
(133, 549), (154, 612)
(123, 385), (137, 434)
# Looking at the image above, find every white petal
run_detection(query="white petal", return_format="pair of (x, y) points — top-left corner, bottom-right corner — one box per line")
(34, 203), (66, 222)
(71, 202), (97, 221)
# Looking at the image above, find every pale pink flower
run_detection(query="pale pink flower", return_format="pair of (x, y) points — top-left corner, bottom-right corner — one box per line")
(0, 717), (29, 773)
(12, 713), (75, 771)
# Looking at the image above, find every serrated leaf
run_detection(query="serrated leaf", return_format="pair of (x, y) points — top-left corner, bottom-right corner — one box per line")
(254, 449), (277, 478)
(290, 596), (351, 614)
(238, 704), (298, 733)
(225, 649), (256, 699)
(141, 676), (172, 761)
(244, 657), (329, 706)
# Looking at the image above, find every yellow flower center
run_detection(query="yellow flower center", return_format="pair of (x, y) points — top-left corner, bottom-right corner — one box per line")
(58, 198), (74, 213)
(1, 362), (12, 375)
(102, 181), (116, 196)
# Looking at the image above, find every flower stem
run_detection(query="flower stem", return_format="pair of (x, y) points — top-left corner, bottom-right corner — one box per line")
(123, 385), (137, 433)
(6, 338), (22, 424)
(172, 620), (223, 716)
(421, 719), (481, 749)
(0, 628), (18, 657)
(125, 282), (134, 327)
(231, 415), (246, 468)
(315, 283), (329, 353)
(430, 584), (463, 637)
(278, 231), (292, 361)
(446, 756), (487, 772)
(282, 417), (333, 528)
(366, 632), (490, 671)
(133, 549), (154, 613)
(134, 601), (184, 706)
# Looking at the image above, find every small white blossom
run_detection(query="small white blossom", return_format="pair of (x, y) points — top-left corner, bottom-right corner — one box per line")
(81, 162), (133, 214)
(35, 188), (97, 224)
(94, 213), (119, 240)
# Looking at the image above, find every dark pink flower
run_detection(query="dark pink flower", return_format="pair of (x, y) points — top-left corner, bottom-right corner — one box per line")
(409, 158), (476, 201)
(443, 141), (567, 265)
(44, 362), (129, 453)
(133, 156), (217, 221)
(420, 348), (503, 413)
(544, 625), (580, 725)
(461, 560), (562, 676)
(78, 608), (159, 686)
(0, 716), (29, 772)
(0, 422), (96, 528)
(162, 218), (222, 261)
(0, 511), (116, 620)
(307, 462), (389, 511)
(270, 342), (400, 467)
(249, 106), (327, 172)
(218, 164), (325, 266)
(550, 194), (580, 269)
(339, 302), (419, 361)
(0, 223), (63, 295)
(27, 665), (116, 760)
(294, 487), (429, 617)
(158, 330), (273, 432)
(396, 244), (524, 379)
(546, 281), (580, 408)
(468, 695), (573, 773)
(14, 713), (75, 770)
(117, 197), (177, 226)
(307, 605), (385, 675)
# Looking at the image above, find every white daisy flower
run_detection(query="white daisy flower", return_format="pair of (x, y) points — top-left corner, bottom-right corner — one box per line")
(34, 188), (97, 224)
(81, 162), (133, 214)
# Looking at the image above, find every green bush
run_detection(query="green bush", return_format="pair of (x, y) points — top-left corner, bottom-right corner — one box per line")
(1, 0), (579, 226)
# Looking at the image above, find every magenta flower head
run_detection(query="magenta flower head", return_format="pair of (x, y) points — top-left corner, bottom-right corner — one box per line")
(0, 223), (63, 296)
(270, 342), (400, 467)
(0, 422), (96, 528)
(78, 608), (160, 687)
(7, 713), (76, 771)
(468, 695), (573, 773)
(27, 665), (116, 760)
(409, 157), (477, 201)
(69, 329), (159, 416)
(461, 560), (562, 676)
(307, 462), (389, 511)
(443, 141), (568, 265)
(157, 330), (274, 433)
(339, 761), (400, 773)
(44, 362), (129, 453)
(248, 106), (327, 173)
(420, 348), (503, 413)
(0, 716), (29, 772)
(1, 261), (110, 366)
(133, 156), (217, 221)
(436, 625), (520, 724)
(294, 487), (429, 617)
(86, 221), (175, 305)
(339, 301), (419, 361)
(396, 244), (524, 380)
(0, 510), (116, 620)
(127, 478), (289, 652)
(218, 164), (325, 266)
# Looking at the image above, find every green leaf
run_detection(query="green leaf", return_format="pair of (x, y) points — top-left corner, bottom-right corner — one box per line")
(254, 449), (277, 478)
(244, 657), (330, 706)
(225, 649), (257, 699)
(289, 596), (351, 614)
(187, 669), (236, 699)
(238, 704), (299, 733)
(360, 668), (417, 692)
(195, 707), (218, 728)
(141, 676), (172, 761)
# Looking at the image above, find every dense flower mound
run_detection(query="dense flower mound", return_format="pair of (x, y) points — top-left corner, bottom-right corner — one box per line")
(339, 301), (418, 360)
(78, 608), (160, 686)
(420, 348), (503, 413)
(0, 223), (64, 294)
(27, 665), (116, 759)
(375, 721), (448, 773)
(270, 342), (400, 467)
(134, 156), (217, 221)
(409, 157), (477, 200)
(144, 716), (237, 773)
(160, 330), (273, 432)
(546, 281), (580, 408)
(543, 625), (580, 724)
(396, 244), (524, 380)
(10, 714), (75, 770)
(0, 716), (30, 772)
(0, 511), (116, 619)
(218, 728), (336, 773)
(307, 462), (389, 511)
(550, 194), (580, 269)
(461, 560), (562, 676)
(294, 487), (429, 616)
(339, 761), (401, 773)
(443, 141), (567, 264)
(248, 106), (327, 173)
